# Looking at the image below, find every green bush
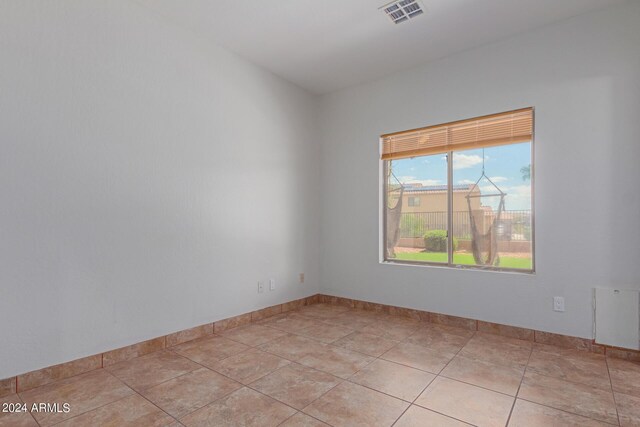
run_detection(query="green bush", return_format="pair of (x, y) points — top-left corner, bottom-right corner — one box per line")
(423, 230), (458, 252)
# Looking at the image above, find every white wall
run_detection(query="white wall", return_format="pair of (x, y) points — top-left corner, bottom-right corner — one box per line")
(0, 1), (320, 378)
(319, 2), (640, 340)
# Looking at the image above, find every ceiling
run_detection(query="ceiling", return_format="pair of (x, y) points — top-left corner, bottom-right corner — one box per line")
(136, 0), (626, 94)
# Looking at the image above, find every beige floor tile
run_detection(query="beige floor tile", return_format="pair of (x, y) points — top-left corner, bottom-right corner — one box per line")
(297, 345), (374, 379)
(17, 354), (103, 392)
(321, 311), (378, 329)
(533, 343), (606, 360)
(258, 334), (328, 361)
(140, 367), (241, 419)
(381, 341), (453, 374)
(459, 336), (531, 369)
(349, 359), (435, 402)
(406, 326), (471, 357)
(518, 371), (618, 424)
(172, 335), (250, 366)
(219, 324), (288, 346)
(106, 350), (200, 391)
(423, 322), (477, 338)
(250, 363), (340, 409)
(441, 355), (524, 396)
(295, 322), (355, 343)
(279, 412), (330, 426)
(376, 314), (422, 326)
(608, 358), (640, 398)
(180, 387), (295, 427)
(394, 405), (471, 427)
(508, 399), (615, 427)
(261, 313), (320, 333)
(415, 377), (514, 427)
(304, 381), (409, 427)
(297, 304), (351, 320)
(55, 394), (176, 427)
(301, 303), (352, 313)
(615, 392), (640, 427)
(527, 349), (610, 390)
(19, 369), (134, 426)
(332, 331), (398, 357)
(0, 395), (38, 427)
(473, 332), (533, 349)
(359, 319), (420, 341)
(210, 348), (291, 384)
(344, 309), (386, 321)
(477, 322), (535, 342)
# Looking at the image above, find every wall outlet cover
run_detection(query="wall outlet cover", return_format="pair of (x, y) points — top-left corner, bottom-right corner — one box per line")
(553, 296), (565, 312)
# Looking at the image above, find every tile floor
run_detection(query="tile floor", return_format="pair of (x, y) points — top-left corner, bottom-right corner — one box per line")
(2, 303), (640, 426)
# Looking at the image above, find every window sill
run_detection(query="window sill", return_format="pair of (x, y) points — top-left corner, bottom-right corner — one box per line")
(380, 259), (535, 276)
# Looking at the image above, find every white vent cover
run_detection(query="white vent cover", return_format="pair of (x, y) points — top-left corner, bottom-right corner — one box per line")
(594, 288), (640, 350)
(380, 0), (425, 24)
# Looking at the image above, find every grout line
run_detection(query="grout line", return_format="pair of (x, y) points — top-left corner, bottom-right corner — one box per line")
(263, 306), (415, 425)
(15, 391), (43, 427)
(434, 373), (521, 399)
(391, 328), (476, 426)
(17, 366), (104, 396)
(275, 410), (328, 427)
(505, 342), (533, 426)
(26, 370), (134, 427)
(6, 293), (638, 398)
(11, 299), (627, 427)
(118, 358), (239, 422)
(47, 392), (134, 426)
(512, 347), (621, 426)
(153, 330), (345, 423)
(250, 302), (624, 422)
(133, 389), (183, 426)
(514, 396), (621, 426)
(605, 357), (622, 427)
(99, 369), (182, 425)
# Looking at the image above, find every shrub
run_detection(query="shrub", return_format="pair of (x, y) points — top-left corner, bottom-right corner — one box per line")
(423, 230), (458, 252)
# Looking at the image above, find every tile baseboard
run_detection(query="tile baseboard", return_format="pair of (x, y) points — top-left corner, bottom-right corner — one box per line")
(316, 294), (640, 361)
(2, 292), (638, 398)
(0, 377), (16, 397)
(1, 295), (316, 396)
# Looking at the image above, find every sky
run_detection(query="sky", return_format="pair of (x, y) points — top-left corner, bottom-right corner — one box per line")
(390, 142), (532, 211)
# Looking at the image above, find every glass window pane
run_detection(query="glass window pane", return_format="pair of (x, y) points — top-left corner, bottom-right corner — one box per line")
(385, 154), (449, 264)
(451, 143), (533, 270)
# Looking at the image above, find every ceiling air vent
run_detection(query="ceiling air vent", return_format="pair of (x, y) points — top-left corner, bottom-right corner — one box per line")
(380, 0), (424, 24)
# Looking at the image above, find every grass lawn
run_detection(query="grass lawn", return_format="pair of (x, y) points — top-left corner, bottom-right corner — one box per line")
(394, 251), (532, 270)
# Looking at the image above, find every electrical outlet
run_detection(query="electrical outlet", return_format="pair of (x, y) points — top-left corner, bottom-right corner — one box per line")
(299, 273), (305, 284)
(553, 296), (565, 312)
(258, 281), (264, 293)
(269, 278), (275, 291)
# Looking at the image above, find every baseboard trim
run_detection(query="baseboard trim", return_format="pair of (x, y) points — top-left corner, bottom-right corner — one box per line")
(316, 294), (640, 362)
(2, 291), (638, 399)
(1, 294), (319, 397)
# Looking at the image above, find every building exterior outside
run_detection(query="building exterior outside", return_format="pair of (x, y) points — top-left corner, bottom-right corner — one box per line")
(402, 183), (481, 213)
(397, 183), (531, 251)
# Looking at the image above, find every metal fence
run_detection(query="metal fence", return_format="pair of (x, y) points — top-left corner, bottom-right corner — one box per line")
(399, 210), (532, 241)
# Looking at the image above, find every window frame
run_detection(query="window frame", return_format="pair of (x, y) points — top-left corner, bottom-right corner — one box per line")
(407, 196), (421, 207)
(380, 112), (536, 274)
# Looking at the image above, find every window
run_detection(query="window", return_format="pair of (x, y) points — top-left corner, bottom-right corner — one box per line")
(382, 108), (534, 272)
